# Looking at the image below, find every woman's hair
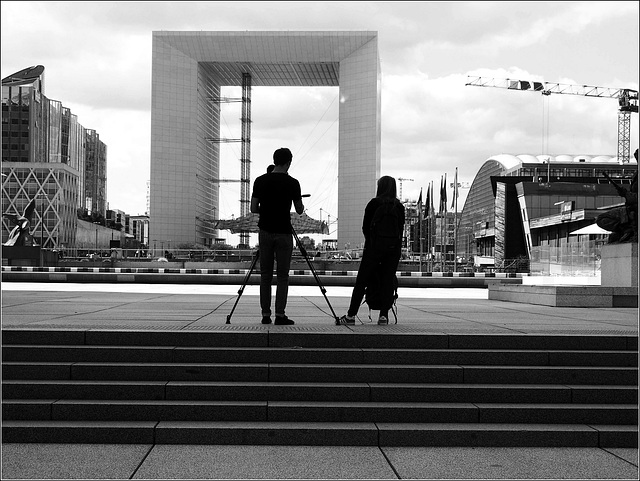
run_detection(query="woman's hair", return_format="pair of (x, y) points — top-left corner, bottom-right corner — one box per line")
(376, 175), (397, 199)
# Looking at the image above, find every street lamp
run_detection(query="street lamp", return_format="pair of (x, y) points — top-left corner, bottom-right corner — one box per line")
(93, 221), (101, 253)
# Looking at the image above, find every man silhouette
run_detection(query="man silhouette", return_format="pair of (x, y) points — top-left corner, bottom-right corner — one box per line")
(250, 148), (304, 325)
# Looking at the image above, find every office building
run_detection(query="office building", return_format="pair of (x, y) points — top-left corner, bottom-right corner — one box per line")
(150, 31), (381, 248)
(455, 153), (637, 273)
(2, 65), (107, 248)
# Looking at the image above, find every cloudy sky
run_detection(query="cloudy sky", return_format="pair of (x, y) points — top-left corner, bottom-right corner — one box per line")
(2, 1), (638, 245)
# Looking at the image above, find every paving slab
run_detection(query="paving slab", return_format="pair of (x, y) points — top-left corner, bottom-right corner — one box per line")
(1, 443), (152, 479)
(382, 446), (639, 479)
(132, 445), (397, 479)
(1, 284), (637, 336)
(2, 444), (638, 480)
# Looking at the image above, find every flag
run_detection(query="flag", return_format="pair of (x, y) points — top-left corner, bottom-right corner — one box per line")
(451, 167), (458, 210)
(443, 173), (447, 212)
(425, 184), (430, 219)
(430, 181), (435, 216)
(439, 174), (447, 214)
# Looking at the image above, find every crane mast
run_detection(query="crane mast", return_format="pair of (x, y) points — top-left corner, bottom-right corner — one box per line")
(466, 76), (638, 162)
(397, 177), (414, 202)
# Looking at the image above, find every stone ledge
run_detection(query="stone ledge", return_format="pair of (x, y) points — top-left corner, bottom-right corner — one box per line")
(488, 285), (638, 308)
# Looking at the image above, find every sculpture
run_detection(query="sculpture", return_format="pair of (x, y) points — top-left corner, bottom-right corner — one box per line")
(3, 198), (37, 247)
(596, 149), (638, 244)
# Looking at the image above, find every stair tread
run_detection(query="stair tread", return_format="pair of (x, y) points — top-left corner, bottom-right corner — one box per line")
(3, 379), (637, 390)
(4, 419), (636, 429)
(4, 361), (635, 369)
(4, 344), (636, 353)
(5, 399), (637, 408)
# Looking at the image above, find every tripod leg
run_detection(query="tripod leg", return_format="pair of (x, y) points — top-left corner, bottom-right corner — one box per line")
(292, 228), (339, 322)
(226, 249), (259, 324)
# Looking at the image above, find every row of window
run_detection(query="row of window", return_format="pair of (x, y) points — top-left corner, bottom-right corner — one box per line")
(3, 144), (29, 150)
(3, 131), (29, 137)
(2, 118), (29, 124)
(511, 167), (635, 178)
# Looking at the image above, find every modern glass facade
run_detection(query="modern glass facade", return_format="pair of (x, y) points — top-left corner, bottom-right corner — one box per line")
(84, 129), (107, 215)
(2, 65), (106, 248)
(453, 154), (638, 272)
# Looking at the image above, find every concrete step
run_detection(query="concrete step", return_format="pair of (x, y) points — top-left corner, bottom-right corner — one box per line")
(2, 329), (636, 447)
(4, 380), (637, 404)
(3, 362), (637, 385)
(2, 420), (636, 447)
(2, 329), (637, 351)
(3, 399), (637, 425)
(3, 345), (637, 366)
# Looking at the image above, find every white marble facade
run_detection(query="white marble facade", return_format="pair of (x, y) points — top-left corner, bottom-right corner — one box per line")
(150, 31), (381, 248)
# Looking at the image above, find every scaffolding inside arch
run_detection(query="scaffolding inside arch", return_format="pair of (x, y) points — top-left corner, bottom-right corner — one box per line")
(208, 72), (252, 246)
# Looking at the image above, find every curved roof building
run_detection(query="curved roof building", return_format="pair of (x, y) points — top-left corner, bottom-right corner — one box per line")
(454, 153), (637, 271)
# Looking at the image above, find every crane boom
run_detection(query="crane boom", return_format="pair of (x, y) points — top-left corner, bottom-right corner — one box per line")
(466, 76), (638, 162)
(466, 76), (638, 101)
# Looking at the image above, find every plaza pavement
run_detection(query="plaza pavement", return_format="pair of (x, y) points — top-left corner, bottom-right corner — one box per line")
(1, 281), (638, 480)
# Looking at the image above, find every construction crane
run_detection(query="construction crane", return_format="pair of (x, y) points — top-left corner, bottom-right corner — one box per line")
(397, 178), (414, 202)
(465, 76), (638, 163)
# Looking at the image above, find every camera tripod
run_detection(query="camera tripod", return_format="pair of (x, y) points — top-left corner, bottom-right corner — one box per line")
(226, 227), (339, 324)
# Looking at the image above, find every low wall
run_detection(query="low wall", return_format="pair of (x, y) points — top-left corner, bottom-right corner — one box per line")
(601, 242), (638, 288)
(1, 266), (523, 289)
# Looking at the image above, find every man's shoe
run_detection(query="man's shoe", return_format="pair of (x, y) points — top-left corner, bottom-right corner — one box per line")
(336, 315), (355, 326)
(377, 315), (388, 325)
(261, 316), (272, 324)
(274, 316), (295, 325)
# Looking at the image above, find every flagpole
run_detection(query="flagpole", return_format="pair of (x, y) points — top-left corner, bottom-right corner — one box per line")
(427, 182), (431, 272)
(441, 174), (446, 272)
(453, 167), (458, 273)
(418, 188), (423, 272)
(439, 176), (442, 272)
(430, 180), (434, 272)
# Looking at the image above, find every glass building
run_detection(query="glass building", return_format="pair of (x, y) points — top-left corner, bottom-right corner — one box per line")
(2, 65), (107, 248)
(454, 154), (637, 273)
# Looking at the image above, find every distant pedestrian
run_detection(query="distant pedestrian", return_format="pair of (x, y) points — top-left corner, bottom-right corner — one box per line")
(337, 175), (405, 325)
(250, 147), (305, 325)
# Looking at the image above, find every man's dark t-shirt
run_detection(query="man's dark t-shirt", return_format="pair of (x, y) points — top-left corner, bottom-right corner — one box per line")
(252, 172), (302, 234)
